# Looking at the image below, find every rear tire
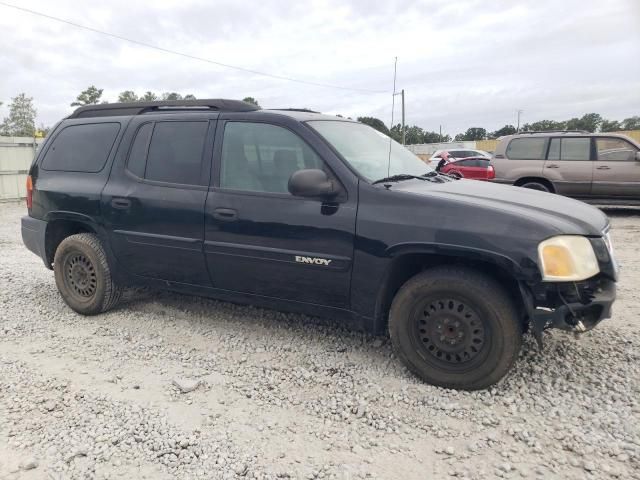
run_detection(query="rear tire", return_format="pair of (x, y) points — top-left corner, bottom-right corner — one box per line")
(519, 181), (551, 193)
(53, 233), (122, 315)
(389, 266), (522, 390)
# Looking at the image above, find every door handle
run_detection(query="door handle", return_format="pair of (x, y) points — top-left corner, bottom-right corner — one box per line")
(111, 198), (131, 210)
(596, 166), (611, 170)
(213, 208), (238, 222)
(545, 164), (559, 169)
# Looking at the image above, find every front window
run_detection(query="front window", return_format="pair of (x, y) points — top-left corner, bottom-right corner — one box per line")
(596, 138), (637, 161)
(308, 121), (432, 182)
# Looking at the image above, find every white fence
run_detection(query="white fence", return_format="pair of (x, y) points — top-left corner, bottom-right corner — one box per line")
(0, 136), (43, 201)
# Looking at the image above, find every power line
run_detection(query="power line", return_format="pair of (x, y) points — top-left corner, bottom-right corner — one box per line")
(0, 1), (387, 94)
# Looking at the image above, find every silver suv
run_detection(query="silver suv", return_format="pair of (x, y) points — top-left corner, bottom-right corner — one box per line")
(492, 131), (640, 205)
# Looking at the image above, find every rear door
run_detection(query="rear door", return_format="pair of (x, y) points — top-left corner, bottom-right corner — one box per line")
(543, 137), (593, 197)
(102, 114), (215, 285)
(203, 114), (357, 308)
(592, 137), (640, 199)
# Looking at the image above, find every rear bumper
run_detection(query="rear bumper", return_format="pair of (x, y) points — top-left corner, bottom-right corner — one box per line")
(21, 215), (49, 267)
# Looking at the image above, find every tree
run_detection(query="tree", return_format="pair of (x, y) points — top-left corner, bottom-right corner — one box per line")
(423, 131), (450, 143)
(490, 124), (516, 138)
(242, 96), (260, 107)
(141, 91), (158, 101)
(117, 90), (139, 103)
(622, 116), (640, 131)
(0, 93), (36, 137)
(161, 92), (182, 101)
(455, 127), (487, 141)
(357, 116), (390, 136)
(71, 85), (104, 106)
(600, 120), (622, 132)
(565, 113), (602, 132)
(184, 94), (196, 100)
(522, 120), (566, 132)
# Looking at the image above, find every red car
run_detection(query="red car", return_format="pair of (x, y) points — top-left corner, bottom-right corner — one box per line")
(437, 156), (495, 181)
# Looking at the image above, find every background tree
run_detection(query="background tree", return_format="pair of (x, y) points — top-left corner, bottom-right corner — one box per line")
(522, 120), (567, 132)
(423, 131), (451, 143)
(184, 94), (196, 100)
(242, 96), (260, 106)
(141, 91), (158, 101)
(490, 124), (516, 138)
(455, 127), (487, 141)
(357, 116), (390, 135)
(622, 116), (640, 131)
(565, 113), (602, 132)
(71, 85), (104, 106)
(0, 93), (36, 137)
(117, 90), (139, 103)
(161, 92), (182, 101)
(600, 119), (622, 132)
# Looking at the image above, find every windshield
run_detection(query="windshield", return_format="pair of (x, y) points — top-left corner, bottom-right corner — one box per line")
(308, 121), (433, 182)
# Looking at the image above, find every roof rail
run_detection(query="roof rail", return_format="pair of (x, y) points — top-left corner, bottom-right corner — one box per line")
(68, 99), (260, 119)
(518, 130), (589, 134)
(273, 108), (321, 113)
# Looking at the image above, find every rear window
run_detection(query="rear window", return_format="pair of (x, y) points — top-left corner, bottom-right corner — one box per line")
(505, 138), (547, 160)
(41, 123), (120, 172)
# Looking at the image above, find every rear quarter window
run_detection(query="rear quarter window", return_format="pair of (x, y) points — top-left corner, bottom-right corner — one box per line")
(505, 138), (547, 160)
(41, 123), (121, 172)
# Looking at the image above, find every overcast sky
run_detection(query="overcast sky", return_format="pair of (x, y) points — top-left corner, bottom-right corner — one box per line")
(1, 0), (639, 136)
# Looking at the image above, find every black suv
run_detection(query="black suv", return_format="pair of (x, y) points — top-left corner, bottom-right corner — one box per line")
(21, 99), (617, 390)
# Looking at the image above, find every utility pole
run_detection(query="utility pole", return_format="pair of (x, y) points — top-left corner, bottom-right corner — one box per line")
(439, 125), (442, 143)
(392, 88), (406, 145)
(401, 89), (405, 145)
(516, 109), (524, 132)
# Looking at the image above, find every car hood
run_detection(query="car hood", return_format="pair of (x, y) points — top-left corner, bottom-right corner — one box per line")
(392, 178), (608, 236)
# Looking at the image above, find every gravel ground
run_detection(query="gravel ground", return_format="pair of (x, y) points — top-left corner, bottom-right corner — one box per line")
(0, 201), (639, 480)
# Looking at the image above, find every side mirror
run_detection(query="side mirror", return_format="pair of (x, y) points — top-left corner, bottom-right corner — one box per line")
(288, 169), (337, 198)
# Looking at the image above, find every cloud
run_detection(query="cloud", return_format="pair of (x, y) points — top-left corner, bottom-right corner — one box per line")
(0, 0), (638, 136)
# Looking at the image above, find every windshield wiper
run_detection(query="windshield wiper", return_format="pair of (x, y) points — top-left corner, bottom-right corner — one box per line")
(372, 174), (428, 185)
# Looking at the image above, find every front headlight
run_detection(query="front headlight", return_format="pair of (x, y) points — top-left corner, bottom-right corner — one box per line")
(538, 235), (600, 282)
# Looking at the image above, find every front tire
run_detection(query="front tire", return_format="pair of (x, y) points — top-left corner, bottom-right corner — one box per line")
(53, 233), (122, 315)
(389, 266), (522, 390)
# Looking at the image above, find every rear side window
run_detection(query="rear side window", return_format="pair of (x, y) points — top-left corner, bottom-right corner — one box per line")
(505, 138), (547, 160)
(41, 123), (120, 172)
(142, 121), (208, 185)
(547, 138), (591, 161)
(126, 123), (153, 178)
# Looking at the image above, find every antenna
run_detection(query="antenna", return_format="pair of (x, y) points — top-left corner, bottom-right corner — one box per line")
(386, 57), (398, 178)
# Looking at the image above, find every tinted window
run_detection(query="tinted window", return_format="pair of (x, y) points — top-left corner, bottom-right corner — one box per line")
(145, 122), (208, 185)
(505, 138), (547, 160)
(220, 122), (323, 194)
(547, 138), (590, 161)
(127, 123), (153, 178)
(42, 123), (120, 172)
(596, 138), (637, 161)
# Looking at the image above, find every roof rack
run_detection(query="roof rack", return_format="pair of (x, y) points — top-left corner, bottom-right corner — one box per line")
(68, 99), (260, 119)
(273, 108), (321, 113)
(518, 130), (589, 134)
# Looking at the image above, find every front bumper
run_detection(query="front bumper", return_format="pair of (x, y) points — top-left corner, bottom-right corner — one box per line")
(21, 215), (49, 267)
(522, 276), (616, 346)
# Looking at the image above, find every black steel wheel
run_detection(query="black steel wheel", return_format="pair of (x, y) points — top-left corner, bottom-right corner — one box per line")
(389, 266), (522, 390)
(414, 297), (488, 368)
(54, 233), (122, 315)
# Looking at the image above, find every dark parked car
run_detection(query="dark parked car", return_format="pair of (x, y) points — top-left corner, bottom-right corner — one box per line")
(22, 100), (617, 390)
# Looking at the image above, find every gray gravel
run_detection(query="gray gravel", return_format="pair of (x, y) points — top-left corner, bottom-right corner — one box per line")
(0, 201), (639, 479)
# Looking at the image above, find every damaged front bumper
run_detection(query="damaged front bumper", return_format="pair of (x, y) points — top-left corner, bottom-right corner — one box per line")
(520, 276), (617, 348)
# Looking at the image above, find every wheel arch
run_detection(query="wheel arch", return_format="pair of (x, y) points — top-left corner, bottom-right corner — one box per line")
(43, 212), (102, 268)
(514, 176), (555, 192)
(374, 245), (529, 333)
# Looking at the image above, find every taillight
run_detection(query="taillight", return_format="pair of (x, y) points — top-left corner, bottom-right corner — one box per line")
(487, 165), (495, 180)
(26, 175), (33, 209)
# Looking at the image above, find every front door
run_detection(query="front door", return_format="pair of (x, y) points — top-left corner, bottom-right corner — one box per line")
(102, 115), (215, 285)
(204, 117), (357, 307)
(543, 137), (593, 197)
(591, 137), (640, 199)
